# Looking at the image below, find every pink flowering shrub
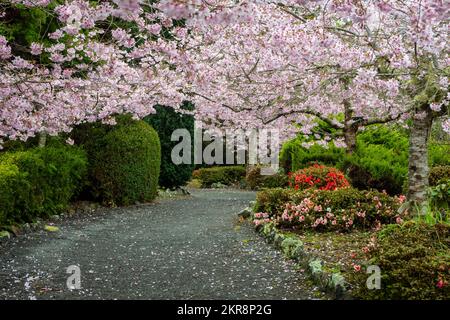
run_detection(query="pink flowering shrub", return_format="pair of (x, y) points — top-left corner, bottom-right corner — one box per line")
(253, 212), (270, 226)
(256, 187), (407, 232)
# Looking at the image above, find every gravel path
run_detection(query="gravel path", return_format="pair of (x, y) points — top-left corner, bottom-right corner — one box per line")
(0, 189), (324, 300)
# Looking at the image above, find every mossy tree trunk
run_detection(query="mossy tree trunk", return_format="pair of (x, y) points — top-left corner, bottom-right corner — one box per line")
(406, 110), (434, 215)
(343, 100), (358, 154)
(38, 132), (47, 148)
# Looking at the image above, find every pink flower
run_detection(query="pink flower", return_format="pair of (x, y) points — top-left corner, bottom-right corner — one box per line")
(331, 220), (337, 225)
(0, 35), (11, 59)
(357, 211), (366, 218)
(396, 217), (403, 224)
(299, 215), (305, 222)
(436, 279), (446, 289)
(148, 24), (162, 35)
(30, 43), (43, 55)
(353, 264), (361, 272)
(49, 30), (63, 40)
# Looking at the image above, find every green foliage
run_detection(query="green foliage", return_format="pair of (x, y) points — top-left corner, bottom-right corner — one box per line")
(144, 103), (195, 189)
(254, 187), (404, 232)
(245, 166), (288, 190)
(254, 188), (296, 215)
(192, 166), (246, 187)
(428, 178), (450, 215)
(352, 221), (450, 300)
(280, 125), (447, 195)
(429, 166), (450, 186)
(280, 139), (345, 172)
(429, 143), (450, 167)
(342, 126), (409, 195)
(72, 116), (161, 206)
(0, 145), (87, 225)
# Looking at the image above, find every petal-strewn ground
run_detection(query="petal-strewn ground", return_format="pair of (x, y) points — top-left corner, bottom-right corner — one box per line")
(0, 189), (326, 300)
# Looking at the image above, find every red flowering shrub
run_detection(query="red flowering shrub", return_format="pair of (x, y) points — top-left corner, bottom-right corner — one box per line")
(289, 164), (350, 191)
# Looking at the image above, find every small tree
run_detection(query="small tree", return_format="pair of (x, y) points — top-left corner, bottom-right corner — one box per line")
(144, 102), (195, 189)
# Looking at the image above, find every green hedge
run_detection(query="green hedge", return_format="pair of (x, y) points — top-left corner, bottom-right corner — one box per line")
(73, 116), (161, 206)
(351, 221), (450, 300)
(0, 146), (88, 225)
(192, 166), (246, 187)
(245, 166), (288, 190)
(144, 103), (195, 189)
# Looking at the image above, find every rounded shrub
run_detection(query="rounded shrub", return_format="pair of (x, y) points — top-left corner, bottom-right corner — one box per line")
(289, 164), (350, 191)
(429, 165), (450, 186)
(144, 103), (195, 189)
(73, 116), (161, 206)
(351, 221), (450, 300)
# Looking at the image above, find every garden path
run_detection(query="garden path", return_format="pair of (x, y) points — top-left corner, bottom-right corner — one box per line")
(0, 189), (323, 299)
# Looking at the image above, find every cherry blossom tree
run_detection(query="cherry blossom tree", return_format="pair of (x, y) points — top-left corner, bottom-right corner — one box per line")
(162, 0), (449, 213)
(1, 0), (448, 214)
(0, 0), (188, 146)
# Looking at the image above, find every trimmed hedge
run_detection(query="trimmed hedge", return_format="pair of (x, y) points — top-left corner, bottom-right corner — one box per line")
(192, 166), (246, 187)
(351, 221), (450, 300)
(73, 116), (161, 206)
(254, 187), (404, 232)
(0, 146), (88, 225)
(246, 166), (288, 190)
(144, 104), (195, 189)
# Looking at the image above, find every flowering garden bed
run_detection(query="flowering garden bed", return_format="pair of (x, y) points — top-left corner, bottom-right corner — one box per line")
(248, 171), (450, 300)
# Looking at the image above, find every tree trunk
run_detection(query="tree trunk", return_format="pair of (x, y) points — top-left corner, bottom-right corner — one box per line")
(344, 124), (357, 154)
(406, 111), (433, 215)
(38, 132), (47, 148)
(343, 101), (357, 153)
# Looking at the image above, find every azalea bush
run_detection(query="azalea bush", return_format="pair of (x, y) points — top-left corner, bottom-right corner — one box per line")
(288, 164), (350, 191)
(351, 221), (450, 300)
(254, 188), (406, 232)
(429, 166), (450, 186)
